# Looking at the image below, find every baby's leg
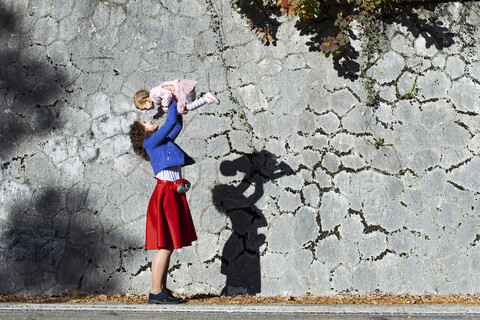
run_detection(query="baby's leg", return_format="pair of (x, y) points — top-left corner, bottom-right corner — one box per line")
(186, 89), (207, 111)
(186, 89), (220, 111)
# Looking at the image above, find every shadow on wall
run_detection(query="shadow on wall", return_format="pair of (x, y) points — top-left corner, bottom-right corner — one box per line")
(0, 186), (124, 294)
(0, 4), (124, 295)
(211, 150), (293, 295)
(231, 0), (455, 80)
(0, 6), (68, 160)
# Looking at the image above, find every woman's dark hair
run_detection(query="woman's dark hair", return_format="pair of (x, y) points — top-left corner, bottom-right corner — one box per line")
(129, 121), (151, 161)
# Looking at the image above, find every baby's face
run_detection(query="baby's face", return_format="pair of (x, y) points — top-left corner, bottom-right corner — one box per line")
(138, 98), (154, 110)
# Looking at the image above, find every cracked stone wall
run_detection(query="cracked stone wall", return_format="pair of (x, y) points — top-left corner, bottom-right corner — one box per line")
(1, 0), (479, 296)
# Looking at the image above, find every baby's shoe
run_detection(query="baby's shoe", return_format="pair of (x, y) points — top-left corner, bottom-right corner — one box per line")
(205, 92), (220, 105)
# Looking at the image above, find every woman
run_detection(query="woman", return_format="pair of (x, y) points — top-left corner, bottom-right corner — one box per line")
(129, 101), (197, 304)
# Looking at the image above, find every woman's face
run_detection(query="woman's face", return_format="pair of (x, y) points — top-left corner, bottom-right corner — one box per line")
(140, 120), (158, 133)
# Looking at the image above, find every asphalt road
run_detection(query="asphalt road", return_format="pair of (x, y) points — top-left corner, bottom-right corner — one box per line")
(1, 311), (480, 320)
(2, 304), (480, 320)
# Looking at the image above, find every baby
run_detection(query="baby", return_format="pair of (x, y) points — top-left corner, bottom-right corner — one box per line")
(134, 79), (219, 118)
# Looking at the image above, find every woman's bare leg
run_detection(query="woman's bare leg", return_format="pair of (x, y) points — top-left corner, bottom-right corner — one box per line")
(151, 248), (173, 294)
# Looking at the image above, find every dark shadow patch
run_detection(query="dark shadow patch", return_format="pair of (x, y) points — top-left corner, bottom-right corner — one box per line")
(230, 1), (456, 80)
(0, 6), (68, 159)
(0, 186), (123, 295)
(393, 3), (456, 50)
(230, 0), (282, 45)
(212, 150), (293, 295)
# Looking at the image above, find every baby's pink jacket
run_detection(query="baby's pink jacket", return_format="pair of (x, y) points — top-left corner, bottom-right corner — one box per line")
(149, 79), (197, 114)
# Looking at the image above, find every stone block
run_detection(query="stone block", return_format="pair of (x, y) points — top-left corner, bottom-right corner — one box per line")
(322, 153), (340, 173)
(296, 111), (317, 133)
(456, 218), (479, 247)
(445, 56), (466, 79)
(382, 201), (407, 232)
(319, 191), (348, 231)
(331, 133), (355, 153)
(44, 136), (68, 164)
(32, 17), (58, 45)
(438, 276), (474, 295)
(98, 203), (122, 232)
(376, 253), (404, 293)
(341, 240), (360, 266)
(314, 168), (333, 189)
(414, 35), (438, 57)
(268, 214), (297, 253)
(331, 265), (352, 292)
(388, 230), (414, 254)
(450, 77), (480, 114)
(317, 112), (341, 134)
(421, 168), (446, 195)
(277, 174), (303, 191)
(468, 133), (480, 154)
(280, 273), (309, 296)
(339, 214), (363, 242)
(285, 55), (306, 70)
(199, 157), (218, 188)
(201, 206), (227, 234)
(58, 156), (84, 189)
(367, 52), (404, 84)
(295, 207), (318, 245)
(307, 261), (331, 295)
(421, 100), (454, 128)
(444, 252), (469, 281)
(391, 34), (415, 56)
(448, 157), (480, 192)
(439, 202), (463, 230)
(403, 257), (435, 294)
(327, 89), (359, 117)
(302, 149), (321, 169)
(302, 183), (320, 207)
(24, 153), (56, 188)
(342, 106), (372, 134)
(105, 219), (144, 249)
(353, 262), (378, 292)
(340, 155), (365, 171)
(294, 69), (322, 91)
(86, 162), (121, 186)
(315, 236), (341, 269)
(207, 135), (230, 158)
(257, 59), (282, 77)
(410, 149), (440, 175)
(184, 115), (231, 139)
(358, 232), (387, 260)
(417, 70), (450, 101)
(394, 100), (421, 124)
(259, 277), (282, 296)
(120, 195), (148, 223)
(468, 61), (480, 82)
(261, 252), (288, 278)
(310, 133), (328, 150)
(112, 153), (140, 176)
(194, 236), (219, 262)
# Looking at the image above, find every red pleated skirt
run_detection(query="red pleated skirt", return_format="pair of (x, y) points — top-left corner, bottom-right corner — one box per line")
(145, 178), (197, 250)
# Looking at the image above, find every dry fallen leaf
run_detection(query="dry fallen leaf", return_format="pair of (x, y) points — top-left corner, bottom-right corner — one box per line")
(2, 293), (480, 305)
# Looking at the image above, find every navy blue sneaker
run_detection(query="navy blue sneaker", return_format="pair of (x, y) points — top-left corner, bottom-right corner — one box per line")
(164, 288), (185, 303)
(148, 290), (182, 304)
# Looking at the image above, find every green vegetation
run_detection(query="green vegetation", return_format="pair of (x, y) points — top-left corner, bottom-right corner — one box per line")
(237, 0), (428, 56)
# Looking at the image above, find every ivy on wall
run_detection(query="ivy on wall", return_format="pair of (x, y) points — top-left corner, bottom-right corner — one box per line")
(233, 0), (434, 56)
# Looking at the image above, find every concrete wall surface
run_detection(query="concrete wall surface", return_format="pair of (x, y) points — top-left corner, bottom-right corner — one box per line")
(1, 0), (479, 296)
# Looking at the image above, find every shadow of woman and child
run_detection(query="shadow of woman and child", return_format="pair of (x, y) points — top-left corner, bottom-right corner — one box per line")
(211, 150), (293, 295)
